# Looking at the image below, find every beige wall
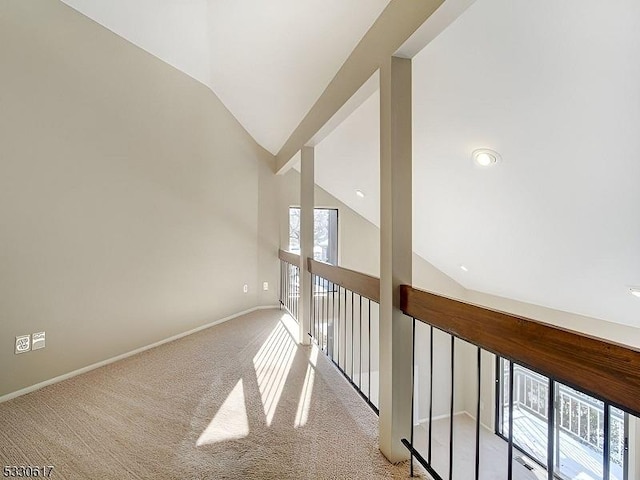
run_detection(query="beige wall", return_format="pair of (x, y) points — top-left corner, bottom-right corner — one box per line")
(0, 1), (275, 397)
(466, 290), (640, 349)
(256, 155), (280, 306)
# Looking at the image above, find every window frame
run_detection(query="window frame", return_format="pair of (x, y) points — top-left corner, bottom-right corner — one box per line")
(288, 206), (339, 265)
(495, 356), (629, 480)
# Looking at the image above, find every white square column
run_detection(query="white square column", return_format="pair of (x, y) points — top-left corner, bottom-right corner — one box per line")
(379, 56), (413, 462)
(299, 146), (314, 345)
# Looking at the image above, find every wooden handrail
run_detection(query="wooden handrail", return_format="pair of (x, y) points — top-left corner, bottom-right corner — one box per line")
(401, 284), (640, 417)
(278, 249), (301, 266)
(308, 258), (380, 303)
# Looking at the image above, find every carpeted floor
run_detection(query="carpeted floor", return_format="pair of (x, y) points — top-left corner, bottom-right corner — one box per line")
(0, 308), (422, 479)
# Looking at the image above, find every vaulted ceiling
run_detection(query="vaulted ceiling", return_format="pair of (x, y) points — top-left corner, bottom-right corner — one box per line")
(314, 0), (640, 328)
(60, 0), (640, 328)
(60, 0), (389, 154)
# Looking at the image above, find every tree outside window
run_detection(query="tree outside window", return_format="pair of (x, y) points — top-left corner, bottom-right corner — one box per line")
(288, 207), (338, 265)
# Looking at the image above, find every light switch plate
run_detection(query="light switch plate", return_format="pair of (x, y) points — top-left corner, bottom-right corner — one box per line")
(15, 335), (31, 354)
(32, 331), (45, 350)
(263, 282), (269, 291)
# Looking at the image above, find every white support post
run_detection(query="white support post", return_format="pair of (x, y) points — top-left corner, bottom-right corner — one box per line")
(379, 56), (413, 462)
(299, 146), (314, 345)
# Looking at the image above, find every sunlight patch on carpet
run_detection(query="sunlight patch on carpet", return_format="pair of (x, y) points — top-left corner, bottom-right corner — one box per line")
(295, 345), (318, 428)
(280, 312), (299, 339)
(196, 379), (249, 446)
(253, 321), (297, 426)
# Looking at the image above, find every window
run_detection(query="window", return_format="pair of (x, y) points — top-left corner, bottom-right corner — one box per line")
(496, 357), (628, 480)
(288, 207), (338, 265)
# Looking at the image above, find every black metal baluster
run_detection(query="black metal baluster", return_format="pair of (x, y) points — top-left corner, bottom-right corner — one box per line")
(428, 325), (434, 464)
(508, 361), (514, 480)
(324, 278), (327, 352)
(326, 278), (330, 351)
(547, 379), (554, 480)
(343, 287), (347, 370)
(351, 290), (354, 381)
(359, 294), (362, 389)
(326, 280), (330, 356)
(279, 261), (282, 308)
(475, 347), (481, 480)
(325, 278), (328, 352)
(321, 277), (325, 350)
(318, 277), (321, 345)
(410, 317), (416, 477)
(368, 299), (372, 402)
(604, 404), (611, 480)
(288, 263), (290, 315)
(337, 286), (341, 367)
(331, 283), (340, 358)
(331, 281), (335, 360)
(449, 335), (455, 480)
(316, 276), (319, 344)
(312, 274), (316, 340)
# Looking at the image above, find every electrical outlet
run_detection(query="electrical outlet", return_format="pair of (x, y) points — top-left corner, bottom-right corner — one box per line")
(263, 282), (269, 291)
(32, 331), (45, 350)
(15, 335), (30, 354)
(243, 284), (248, 293)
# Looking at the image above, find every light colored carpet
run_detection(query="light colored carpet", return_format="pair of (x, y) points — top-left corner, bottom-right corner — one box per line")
(0, 308), (422, 479)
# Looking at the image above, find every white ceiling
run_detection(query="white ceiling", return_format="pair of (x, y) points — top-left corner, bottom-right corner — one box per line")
(412, 0), (640, 327)
(312, 0), (640, 327)
(60, 0), (390, 154)
(315, 90), (380, 225)
(60, 0), (640, 327)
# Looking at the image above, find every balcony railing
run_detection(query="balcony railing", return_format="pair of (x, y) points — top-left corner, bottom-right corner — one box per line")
(276, 255), (640, 479)
(508, 365), (626, 467)
(278, 250), (300, 322)
(400, 285), (640, 480)
(308, 258), (380, 413)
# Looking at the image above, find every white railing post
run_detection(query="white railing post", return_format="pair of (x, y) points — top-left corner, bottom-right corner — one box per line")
(299, 146), (314, 345)
(379, 56), (413, 463)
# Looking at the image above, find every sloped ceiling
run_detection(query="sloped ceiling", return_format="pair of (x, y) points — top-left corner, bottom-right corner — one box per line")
(411, 0), (640, 328)
(315, 90), (380, 226)
(313, 0), (640, 327)
(58, 0), (639, 328)
(60, 0), (390, 154)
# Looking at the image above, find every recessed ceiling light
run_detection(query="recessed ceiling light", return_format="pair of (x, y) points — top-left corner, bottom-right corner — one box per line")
(630, 287), (640, 298)
(460, 265), (469, 272)
(355, 190), (365, 198)
(472, 149), (501, 167)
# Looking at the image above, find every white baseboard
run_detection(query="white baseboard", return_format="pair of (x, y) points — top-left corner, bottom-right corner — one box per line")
(0, 305), (279, 404)
(415, 410), (493, 432)
(415, 410), (467, 425)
